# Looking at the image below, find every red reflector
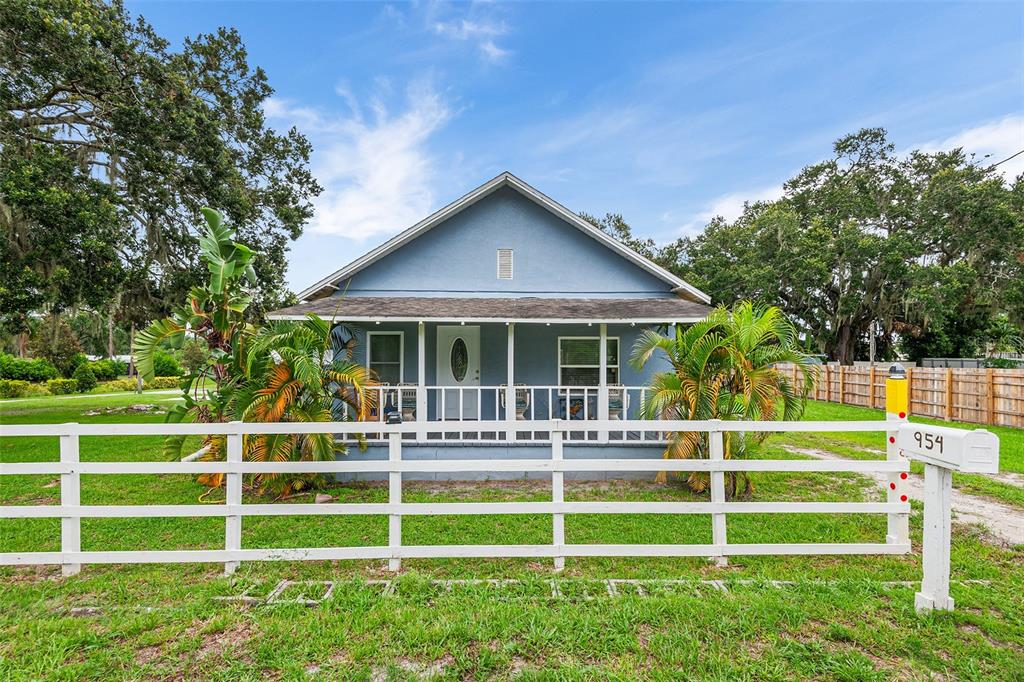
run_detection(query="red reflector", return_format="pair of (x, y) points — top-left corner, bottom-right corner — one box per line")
(890, 482), (896, 490)
(889, 436), (895, 444)
(900, 495), (908, 502)
(900, 472), (908, 480)
(898, 412), (906, 419)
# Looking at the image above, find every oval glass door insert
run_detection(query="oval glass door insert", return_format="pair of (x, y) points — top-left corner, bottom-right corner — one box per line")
(450, 338), (468, 382)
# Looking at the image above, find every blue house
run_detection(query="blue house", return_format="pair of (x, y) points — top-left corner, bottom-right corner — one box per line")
(268, 172), (712, 478)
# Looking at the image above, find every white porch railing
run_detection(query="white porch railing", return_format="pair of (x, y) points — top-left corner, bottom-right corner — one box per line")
(357, 385), (661, 442)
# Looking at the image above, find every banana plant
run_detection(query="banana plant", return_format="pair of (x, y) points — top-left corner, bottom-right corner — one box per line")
(132, 207), (377, 495)
(133, 207), (255, 385)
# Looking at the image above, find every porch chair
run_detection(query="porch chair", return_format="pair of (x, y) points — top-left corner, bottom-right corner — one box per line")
(398, 383), (418, 422)
(608, 384), (630, 420)
(499, 383), (531, 419)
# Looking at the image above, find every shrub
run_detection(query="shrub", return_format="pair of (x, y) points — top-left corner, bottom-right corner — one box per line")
(99, 378), (140, 392)
(984, 357), (1022, 369)
(22, 382), (50, 397)
(0, 353), (59, 382)
(179, 338), (208, 374)
(0, 379), (30, 399)
(67, 352), (89, 376)
(89, 359), (127, 381)
(47, 378), (78, 395)
(72, 363), (98, 393)
(150, 376), (182, 389)
(153, 351), (183, 377)
(28, 317), (84, 377)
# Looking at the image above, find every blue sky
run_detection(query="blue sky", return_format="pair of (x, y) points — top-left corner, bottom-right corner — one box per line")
(129, 1), (1024, 291)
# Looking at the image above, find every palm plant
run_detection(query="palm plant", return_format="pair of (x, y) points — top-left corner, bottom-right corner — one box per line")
(133, 208), (377, 494)
(631, 301), (817, 496)
(235, 316), (376, 495)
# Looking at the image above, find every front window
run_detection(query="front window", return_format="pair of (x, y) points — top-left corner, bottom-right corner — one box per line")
(367, 332), (403, 384)
(558, 337), (619, 386)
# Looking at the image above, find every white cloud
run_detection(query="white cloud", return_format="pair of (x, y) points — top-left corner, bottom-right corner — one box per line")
(479, 39), (510, 63)
(918, 115), (1024, 180)
(675, 184), (784, 236)
(264, 82), (452, 241)
(429, 11), (511, 63)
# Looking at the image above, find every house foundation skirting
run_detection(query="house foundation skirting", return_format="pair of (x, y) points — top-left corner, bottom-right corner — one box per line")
(332, 443), (667, 482)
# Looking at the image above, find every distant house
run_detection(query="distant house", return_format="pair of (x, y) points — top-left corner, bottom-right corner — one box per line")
(268, 172), (712, 479)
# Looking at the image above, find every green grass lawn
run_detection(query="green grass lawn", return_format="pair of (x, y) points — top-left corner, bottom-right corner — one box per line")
(2, 394), (1023, 680)
(784, 401), (1024, 509)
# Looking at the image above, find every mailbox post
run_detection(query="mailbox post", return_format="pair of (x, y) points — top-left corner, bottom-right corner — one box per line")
(885, 364), (910, 546)
(896, 423), (1000, 614)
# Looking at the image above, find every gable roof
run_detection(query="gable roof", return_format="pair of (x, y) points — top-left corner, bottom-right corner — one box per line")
(297, 172), (711, 304)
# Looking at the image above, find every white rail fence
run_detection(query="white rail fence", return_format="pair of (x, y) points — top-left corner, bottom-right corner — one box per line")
(1, 418), (970, 612)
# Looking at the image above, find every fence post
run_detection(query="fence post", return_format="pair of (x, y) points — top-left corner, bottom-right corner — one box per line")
(839, 366), (846, 405)
(224, 422), (243, 576)
(868, 365), (876, 409)
(709, 424), (727, 567)
(986, 368), (995, 426)
(825, 365), (832, 402)
(388, 431), (402, 572)
(60, 423), (81, 577)
(551, 425), (565, 571)
(944, 368), (954, 422)
(906, 367), (914, 416)
(915, 464), (954, 613)
(884, 366), (910, 546)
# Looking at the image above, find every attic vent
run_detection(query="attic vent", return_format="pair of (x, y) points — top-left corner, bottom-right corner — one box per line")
(497, 248), (514, 279)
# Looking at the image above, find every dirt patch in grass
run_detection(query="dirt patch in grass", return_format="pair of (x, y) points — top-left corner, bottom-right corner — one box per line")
(958, 622), (1023, 652)
(3, 565), (60, 584)
(370, 654), (455, 680)
(197, 619), (255, 660)
(743, 638), (770, 660)
(135, 642), (164, 665)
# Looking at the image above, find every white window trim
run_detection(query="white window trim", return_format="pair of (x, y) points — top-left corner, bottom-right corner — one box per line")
(366, 331), (404, 383)
(557, 336), (619, 386)
(497, 248), (514, 280)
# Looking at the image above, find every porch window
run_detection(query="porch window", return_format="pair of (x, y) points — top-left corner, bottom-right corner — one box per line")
(367, 332), (403, 384)
(558, 337), (619, 386)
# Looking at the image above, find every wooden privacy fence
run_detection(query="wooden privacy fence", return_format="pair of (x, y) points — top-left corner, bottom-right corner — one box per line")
(0, 419), (913, 577)
(779, 364), (1024, 429)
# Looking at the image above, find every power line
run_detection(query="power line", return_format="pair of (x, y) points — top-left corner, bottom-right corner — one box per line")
(988, 147), (1024, 170)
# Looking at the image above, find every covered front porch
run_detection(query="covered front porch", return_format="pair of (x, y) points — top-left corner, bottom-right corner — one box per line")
(353, 319), (660, 443)
(269, 295), (709, 444)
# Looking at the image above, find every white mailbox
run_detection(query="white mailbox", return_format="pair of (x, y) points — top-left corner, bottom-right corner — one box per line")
(896, 423), (1000, 474)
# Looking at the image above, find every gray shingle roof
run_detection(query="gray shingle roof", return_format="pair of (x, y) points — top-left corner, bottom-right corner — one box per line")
(268, 296), (712, 322)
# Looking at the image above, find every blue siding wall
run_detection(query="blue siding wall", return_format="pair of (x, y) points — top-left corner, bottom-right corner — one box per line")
(335, 187), (673, 298)
(343, 322), (670, 387)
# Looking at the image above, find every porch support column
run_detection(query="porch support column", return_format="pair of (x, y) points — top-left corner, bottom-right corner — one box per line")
(417, 322), (426, 442)
(506, 322), (516, 442)
(598, 323), (609, 443)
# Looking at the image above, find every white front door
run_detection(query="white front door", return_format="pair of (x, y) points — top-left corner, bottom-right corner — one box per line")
(436, 325), (481, 419)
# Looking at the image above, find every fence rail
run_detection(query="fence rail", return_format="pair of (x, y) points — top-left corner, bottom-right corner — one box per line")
(779, 364), (1024, 429)
(1, 419), (912, 575)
